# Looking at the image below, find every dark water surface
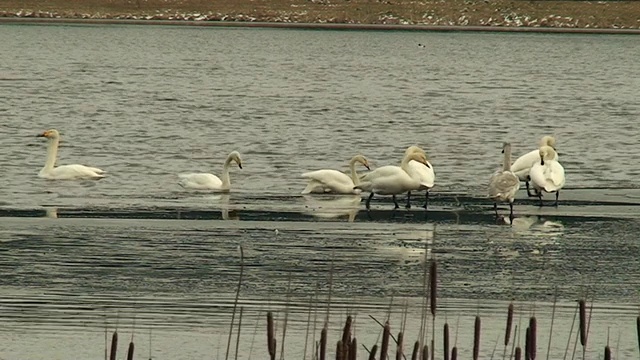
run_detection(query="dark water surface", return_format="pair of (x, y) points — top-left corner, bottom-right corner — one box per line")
(1, 24), (639, 359)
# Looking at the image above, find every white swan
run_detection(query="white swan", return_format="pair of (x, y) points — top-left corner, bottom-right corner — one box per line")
(529, 145), (565, 207)
(403, 145), (435, 209)
(37, 129), (106, 180)
(510, 135), (557, 196)
(355, 151), (430, 209)
(489, 142), (520, 220)
(178, 151), (243, 192)
(300, 154), (370, 195)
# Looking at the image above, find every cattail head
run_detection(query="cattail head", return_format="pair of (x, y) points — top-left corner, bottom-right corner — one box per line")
(267, 312), (276, 360)
(524, 327), (530, 360)
(109, 331), (118, 360)
(336, 340), (344, 360)
(411, 341), (419, 360)
(515, 346), (522, 360)
(579, 299), (587, 347)
(422, 344), (429, 360)
(368, 344), (378, 360)
(473, 316), (481, 360)
(443, 323), (450, 360)
(429, 259), (437, 317)
(320, 325), (328, 360)
(395, 331), (404, 360)
(528, 316), (537, 360)
(349, 338), (357, 360)
(380, 321), (391, 360)
(636, 316), (639, 355)
(505, 302), (514, 347)
(451, 346), (457, 360)
(604, 345), (611, 360)
(126, 341), (134, 360)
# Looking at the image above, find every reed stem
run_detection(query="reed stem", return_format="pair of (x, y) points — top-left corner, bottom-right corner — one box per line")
(225, 246), (244, 360)
(546, 287), (557, 360)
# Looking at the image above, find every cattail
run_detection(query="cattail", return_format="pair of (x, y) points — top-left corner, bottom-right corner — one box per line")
(126, 341), (134, 360)
(443, 323), (450, 360)
(451, 346), (458, 360)
(267, 312), (276, 360)
(505, 303), (514, 347)
(368, 344), (378, 360)
(604, 345), (611, 360)
(429, 259), (437, 316)
(422, 344), (429, 360)
(380, 321), (391, 360)
(336, 340), (343, 360)
(411, 341), (419, 360)
(320, 325), (328, 360)
(396, 331), (404, 360)
(349, 338), (357, 360)
(636, 315), (639, 355)
(109, 331), (118, 360)
(579, 300), (587, 346)
(473, 316), (481, 360)
(515, 347), (522, 360)
(528, 316), (537, 360)
(342, 316), (352, 360)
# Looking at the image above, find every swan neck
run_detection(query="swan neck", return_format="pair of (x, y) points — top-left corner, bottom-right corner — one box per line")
(43, 138), (59, 171)
(221, 157), (232, 189)
(349, 159), (360, 185)
(502, 146), (512, 171)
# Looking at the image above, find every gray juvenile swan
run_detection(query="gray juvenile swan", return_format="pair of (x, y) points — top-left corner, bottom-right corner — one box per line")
(489, 142), (520, 221)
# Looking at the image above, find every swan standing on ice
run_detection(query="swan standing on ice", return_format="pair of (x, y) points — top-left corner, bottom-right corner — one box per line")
(529, 145), (565, 207)
(489, 142), (520, 221)
(355, 150), (431, 210)
(300, 154), (371, 195)
(178, 151), (243, 192)
(403, 145), (435, 209)
(37, 129), (106, 180)
(511, 135), (557, 196)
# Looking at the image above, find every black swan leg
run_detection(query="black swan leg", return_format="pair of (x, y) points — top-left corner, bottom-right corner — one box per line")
(392, 195), (400, 209)
(493, 202), (498, 217)
(509, 202), (515, 222)
(554, 191), (560, 207)
(365, 192), (374, 210)
(405, 191), (412, 209)
(526, 181), (536, 197)
(538, 193), (544, 207)
(423, 191), (429, 209)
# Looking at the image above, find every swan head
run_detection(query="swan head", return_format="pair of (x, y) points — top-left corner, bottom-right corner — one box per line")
(538, 145), (556, 165)
(501, 142), (511, 154)
(351, 154), (371, 170)
(540, 135), (556, 150)
(408, 151), (430, 168)
(38, 129), (60, 139)
(228, 151), (243, 169)
(404, 145), (427, 157)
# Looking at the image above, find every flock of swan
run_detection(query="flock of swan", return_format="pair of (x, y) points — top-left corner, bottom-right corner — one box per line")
(36, 129), (566, 219)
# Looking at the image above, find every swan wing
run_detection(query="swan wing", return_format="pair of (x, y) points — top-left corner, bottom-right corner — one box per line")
(178, 173), (222, 190)
(544, 161), (566, 191)
(510, 149), (539, 181)
(360, 165), (403, 182)
(302, 169), (356, 194)
(407, 160), (435, 189)
(488, 171), (520, 200)
(45, 164), (106, 180)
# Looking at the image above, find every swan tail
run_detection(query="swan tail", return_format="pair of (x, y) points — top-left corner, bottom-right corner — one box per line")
(301, 180), (324, 194)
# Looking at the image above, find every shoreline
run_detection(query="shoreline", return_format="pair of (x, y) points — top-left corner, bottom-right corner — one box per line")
(2, 17), (640, 35)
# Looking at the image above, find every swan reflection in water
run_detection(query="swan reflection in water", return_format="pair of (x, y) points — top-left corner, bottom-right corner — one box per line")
(302, 195), (361, 222)
(44, 207), (58, 219)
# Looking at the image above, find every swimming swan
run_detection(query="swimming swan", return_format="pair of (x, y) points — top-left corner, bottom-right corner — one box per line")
(301, 154), (371, 195)
(355, 151), (430, 209)
(511, 135), (557, 196)
(178, 151), (243, 192)
(403, 145), (435, 209)
(529, 145), (565, 207)
(37, 129), (106, 180)
(489, 142), (520, 220)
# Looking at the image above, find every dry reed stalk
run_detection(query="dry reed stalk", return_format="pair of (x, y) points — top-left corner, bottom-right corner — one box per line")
(503, 302), (514, 360)
(148, 327), (152, 360)
(349, 338), (357, 360)
(451, 346), (457, 360)
(279, 272), (292, 360)
(473, 316), (481, 360)
(103, 318), (108, 360)
(563, 301), (578, 360)
(396, 331), (404, 360)
(248, 307), (262, 359)
(320, 323), (328, 360)
(529, 316), (537, 360)
(412, 341), (420, 360)
(225, 246), (244, 360)
(525, 327), (530, 360)
(368, 344), (378, 360)
(380, 321), (391, 360)
(490, 333), (500, 359)
(422, 344), (429, 360)
(303, 295), (314, 360)
(234, 307), (244, 360)
(515, 347), (522, 360)
(126, 341), (134, 360)
(578, 300), (586, 347)
(267, 311), (276, 360)
(582, 300), (594, 359)
(444, 322), (450, 360)
(546, 288), (558, 360)
(109, 331), (118, 360)
(509, 325), (518, 359)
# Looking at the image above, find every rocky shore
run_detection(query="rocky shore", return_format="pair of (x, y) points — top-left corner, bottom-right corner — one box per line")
(1, 0), (639, 30)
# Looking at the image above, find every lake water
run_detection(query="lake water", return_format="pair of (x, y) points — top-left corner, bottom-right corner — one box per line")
(0, 23), (639, 359)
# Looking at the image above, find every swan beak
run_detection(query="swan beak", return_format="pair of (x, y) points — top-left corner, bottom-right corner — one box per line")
(238, 163), (243, 169)
(364, 164), (370, 170)
(37, 132), (46, 138)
